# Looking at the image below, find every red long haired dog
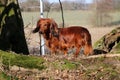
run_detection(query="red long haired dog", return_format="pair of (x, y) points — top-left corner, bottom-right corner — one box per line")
(33, 18), (93, 57)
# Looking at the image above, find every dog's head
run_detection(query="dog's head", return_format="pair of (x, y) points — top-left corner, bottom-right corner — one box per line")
(33, 18), (59, 37)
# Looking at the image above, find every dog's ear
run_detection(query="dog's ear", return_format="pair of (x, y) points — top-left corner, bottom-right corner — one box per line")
(51, 19), (58, 28)
(33, 19), (41, 33)
(32, 26), (40, 33)
(50, 19), (59, 36)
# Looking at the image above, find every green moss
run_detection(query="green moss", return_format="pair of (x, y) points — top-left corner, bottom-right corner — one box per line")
(93, 37), (104, 49)
(8, 8), (15, 16)
(111, 29), (117, 34)
(0, 14), (7, 27)
(0, 7), (4, 13)
(0, 50), (46, 70)
(115, 42), (120, 49)
(112, 42), (120, 54)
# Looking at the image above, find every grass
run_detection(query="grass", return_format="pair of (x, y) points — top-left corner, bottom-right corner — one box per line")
(0, 71), (11, 80)
(0, 50), (46, 70)
(61, 59), (78, 70)
(0, 71), (18, 80)
(52, 59), (78, 70)
(85, 67), (120, 80)
(22, 10), (120, 27)
(82, 57), (120, 80)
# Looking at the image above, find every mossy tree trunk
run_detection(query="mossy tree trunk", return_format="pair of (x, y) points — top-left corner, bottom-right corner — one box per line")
(94, 27), (120, 53)
(0, 0), (29, 55)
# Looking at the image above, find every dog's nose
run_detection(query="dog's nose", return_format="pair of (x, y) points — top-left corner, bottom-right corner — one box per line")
(39, 31), (43, 34)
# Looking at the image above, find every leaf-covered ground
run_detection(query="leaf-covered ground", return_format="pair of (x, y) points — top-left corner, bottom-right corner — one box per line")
(0, 51), (120, 80)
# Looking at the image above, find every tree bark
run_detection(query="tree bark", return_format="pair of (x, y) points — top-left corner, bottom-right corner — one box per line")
(0, 0), (29, 55)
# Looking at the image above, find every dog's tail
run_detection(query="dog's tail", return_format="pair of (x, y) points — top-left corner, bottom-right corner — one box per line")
(83, 29), (93, 56)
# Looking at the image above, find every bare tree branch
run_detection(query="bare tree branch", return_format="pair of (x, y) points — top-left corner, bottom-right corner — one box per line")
(59, 0), (64, 28)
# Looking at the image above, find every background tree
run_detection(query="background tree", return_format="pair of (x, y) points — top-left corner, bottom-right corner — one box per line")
(43, 0), (53, 18)
(113, 0), (120, 11)
(19, 0), (88, 11)
(92, 0), (114, 26)
(0, 0), (29, 54)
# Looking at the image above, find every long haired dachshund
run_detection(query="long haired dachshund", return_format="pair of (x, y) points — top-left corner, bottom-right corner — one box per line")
(33, 18), (93, 57)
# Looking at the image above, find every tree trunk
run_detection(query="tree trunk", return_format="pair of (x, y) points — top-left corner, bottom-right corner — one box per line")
(94, 27), (120, 53)
(0, 0), (29, 55)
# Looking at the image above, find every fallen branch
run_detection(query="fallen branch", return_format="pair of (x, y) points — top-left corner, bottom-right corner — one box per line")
(81, 54), (120, 59)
